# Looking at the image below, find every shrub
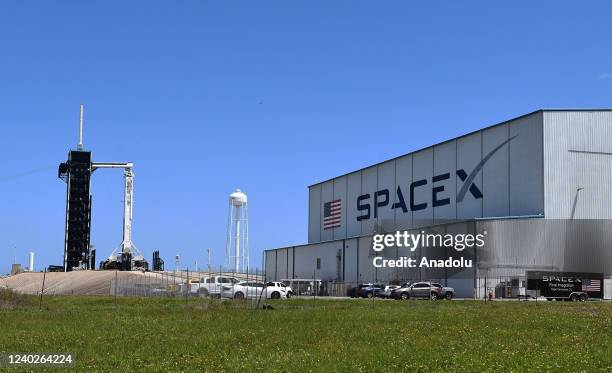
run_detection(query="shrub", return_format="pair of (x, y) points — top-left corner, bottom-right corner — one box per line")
(0, 287), (33, 309)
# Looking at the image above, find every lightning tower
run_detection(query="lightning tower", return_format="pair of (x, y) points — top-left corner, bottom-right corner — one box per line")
(58, 104), (93, 271)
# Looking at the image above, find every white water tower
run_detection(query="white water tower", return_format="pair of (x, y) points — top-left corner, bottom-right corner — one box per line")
(226, 189), (249, 273)
(28, 252), (34, 272)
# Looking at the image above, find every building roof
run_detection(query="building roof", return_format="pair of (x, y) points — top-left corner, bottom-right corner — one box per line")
(308, 109), (612, 188)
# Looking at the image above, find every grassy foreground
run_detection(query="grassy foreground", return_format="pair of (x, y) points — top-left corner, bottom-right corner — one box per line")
(0, 295), (610, 372)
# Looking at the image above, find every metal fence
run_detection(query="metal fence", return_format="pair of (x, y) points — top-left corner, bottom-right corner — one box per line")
(17, 268), (608, 302)
(109, 273), (579, 300)
(110, 267), (266, 299)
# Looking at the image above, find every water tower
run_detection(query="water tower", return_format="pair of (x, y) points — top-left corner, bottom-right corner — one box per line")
(226, 189), (249, 273)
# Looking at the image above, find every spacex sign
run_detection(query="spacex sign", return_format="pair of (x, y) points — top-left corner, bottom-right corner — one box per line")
(356, 169), (481, 221)
(309, 113), (545, 243)
(355, 136), (517, 221)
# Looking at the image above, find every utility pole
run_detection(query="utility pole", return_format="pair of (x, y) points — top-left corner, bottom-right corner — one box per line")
(207, 248), (211, 273)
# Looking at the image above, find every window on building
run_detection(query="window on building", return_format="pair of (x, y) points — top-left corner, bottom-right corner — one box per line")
(316, 258), (321, 270)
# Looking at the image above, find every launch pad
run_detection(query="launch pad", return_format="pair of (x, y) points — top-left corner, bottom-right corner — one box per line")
(58, 105), (148, 271)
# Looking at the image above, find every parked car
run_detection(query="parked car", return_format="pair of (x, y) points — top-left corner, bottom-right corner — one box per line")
(391, 281), (442, 300)
(348, 283), (385, 298)
(266, 281), (293, 298)
(377, 285), (401, 298)
(431, 283), (455, 300)
(363, 284), (386, 298)
(388, 283), (409, 299)
(348, 284), (368, 298)
(191, 276), (239, 297)
(220, 281), (290, 299)
(348, 283), (369, 298)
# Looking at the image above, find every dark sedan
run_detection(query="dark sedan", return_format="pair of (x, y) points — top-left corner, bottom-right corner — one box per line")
(348, 283), (385, 298)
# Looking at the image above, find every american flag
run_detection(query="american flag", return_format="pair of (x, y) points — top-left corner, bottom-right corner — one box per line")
(582, 279), (601, 292)
(323, 199), (342, 229)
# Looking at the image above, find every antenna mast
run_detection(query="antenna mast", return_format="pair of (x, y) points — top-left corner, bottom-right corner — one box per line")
(77, 104), (84, 151)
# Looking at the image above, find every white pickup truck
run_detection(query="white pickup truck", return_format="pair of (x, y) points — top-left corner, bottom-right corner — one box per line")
(186, 276), (239, 297)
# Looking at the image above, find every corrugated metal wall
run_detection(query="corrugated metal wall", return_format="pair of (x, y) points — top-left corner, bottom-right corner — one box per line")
(308, 111), (545, 243)
(543, 111), (612, 219)
(268, 217), (612, 298)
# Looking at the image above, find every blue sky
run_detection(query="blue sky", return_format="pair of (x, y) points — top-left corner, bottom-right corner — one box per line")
(1, 1), (611, 274)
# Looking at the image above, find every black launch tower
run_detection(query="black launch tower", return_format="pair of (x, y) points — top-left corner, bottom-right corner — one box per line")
(58, 150), (93, 271)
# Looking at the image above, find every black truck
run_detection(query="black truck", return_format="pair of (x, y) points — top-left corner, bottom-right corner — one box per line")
(526, 271), (603, 301)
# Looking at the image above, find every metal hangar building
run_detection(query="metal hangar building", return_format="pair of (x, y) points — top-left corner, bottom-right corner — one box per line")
(265, 110), (612, 297)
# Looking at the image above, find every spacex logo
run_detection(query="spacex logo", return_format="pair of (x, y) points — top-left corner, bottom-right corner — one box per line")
(355, 136), (517, 221)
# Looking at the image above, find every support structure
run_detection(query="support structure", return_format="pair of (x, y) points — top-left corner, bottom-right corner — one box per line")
(91, 163), (134, 254)
(94, 163), (147, 271)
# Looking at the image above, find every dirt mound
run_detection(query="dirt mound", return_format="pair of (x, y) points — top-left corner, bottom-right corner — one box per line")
(0, 271), (150, 296)
(0, 271), (264, 296)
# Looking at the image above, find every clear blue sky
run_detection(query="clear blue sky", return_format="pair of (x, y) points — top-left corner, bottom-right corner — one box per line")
(1, 1), (611, 274)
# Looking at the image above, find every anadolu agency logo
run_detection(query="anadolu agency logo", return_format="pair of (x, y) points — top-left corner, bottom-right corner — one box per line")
(371, 231), (486, 268)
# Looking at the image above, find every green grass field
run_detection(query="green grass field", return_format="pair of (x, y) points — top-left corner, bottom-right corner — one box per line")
(0, 293), (610, 372)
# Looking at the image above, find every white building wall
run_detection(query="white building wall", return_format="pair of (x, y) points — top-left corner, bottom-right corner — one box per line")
(346, 172), (362, 238)
(543, 111), (612, 219)
(275, 249), (289, 280)
(360, 167), (377, 235)
(308, 111), (545, 243)
(308, 185), (321, 243)
(433, 141), (457, 220)
(394, 155), (413, 229)
(287, 247), (294, 279)
(482, 123), (510, 216)
(358, 236), (374, 284)
(269, 217), (612, 297)
(292, 240), (343, 281)
(343, 238), (359, 283)
(509, 112), (544, 216)
(377, 161), (396, 232)
(456, 132), (483, 218)
(320, 182), (334, 242)
(412, 148), (434, 226)
(333, 176), (347, 240)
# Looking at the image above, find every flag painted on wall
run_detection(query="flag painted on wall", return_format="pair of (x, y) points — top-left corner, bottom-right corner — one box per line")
(323, 199), (342, 229)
